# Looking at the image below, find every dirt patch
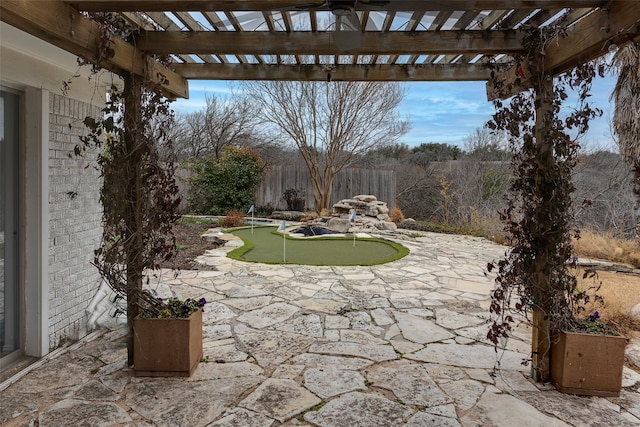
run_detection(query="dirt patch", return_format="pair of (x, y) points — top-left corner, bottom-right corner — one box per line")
(159, 221), (222, 270)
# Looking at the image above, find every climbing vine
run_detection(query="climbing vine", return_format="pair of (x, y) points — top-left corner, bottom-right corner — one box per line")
(68, 13), (182, 364)
(486, 27), (604, 350)
(79, 79), (181, 307)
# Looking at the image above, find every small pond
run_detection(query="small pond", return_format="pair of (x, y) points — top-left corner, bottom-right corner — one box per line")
(291, 225), (339, 237)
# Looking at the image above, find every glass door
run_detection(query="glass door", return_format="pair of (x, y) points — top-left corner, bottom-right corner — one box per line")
(1, 88), (20, 360)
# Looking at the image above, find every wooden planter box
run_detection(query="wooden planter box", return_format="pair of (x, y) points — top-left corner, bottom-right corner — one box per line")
(133, 308), (203, 377)
(550, 330), (626, 397)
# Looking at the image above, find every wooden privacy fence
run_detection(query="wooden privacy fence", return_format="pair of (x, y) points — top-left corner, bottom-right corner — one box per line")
(255, 165), (396, 211)
(175, 165), (396, 212)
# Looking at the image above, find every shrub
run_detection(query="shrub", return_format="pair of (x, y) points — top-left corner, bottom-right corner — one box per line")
(283, 188), (306, 211)
(303, 211), (319, 220)
(222, 211), (245, 228)
(186, 146), (266, 215)
(255, 204), (275, 217)
(390, 207), (405, 223)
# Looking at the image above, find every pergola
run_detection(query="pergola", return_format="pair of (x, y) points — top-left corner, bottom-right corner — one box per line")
(2, 0), (639, 379)
(2, 1), (639, 100)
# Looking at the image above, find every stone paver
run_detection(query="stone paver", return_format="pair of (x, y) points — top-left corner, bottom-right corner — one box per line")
(240, 378), (321, 423)
(406, 411), (462, 427)
(303, 368), (367, 398)
(393, 311), (455, 343)
(2, 230), (639, 426)
(366, 360), (452, 407)
(304, 391), (414, 427)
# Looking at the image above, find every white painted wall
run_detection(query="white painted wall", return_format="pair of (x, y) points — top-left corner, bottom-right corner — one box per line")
(0, 22), (116, 104)
(1, 22), (106, 355)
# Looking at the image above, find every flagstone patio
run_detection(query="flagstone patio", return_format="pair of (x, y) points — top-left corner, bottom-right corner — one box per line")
(2, 230), (640, 426)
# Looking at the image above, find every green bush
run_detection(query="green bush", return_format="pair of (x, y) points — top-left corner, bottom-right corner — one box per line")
(186, 146), (265, 215)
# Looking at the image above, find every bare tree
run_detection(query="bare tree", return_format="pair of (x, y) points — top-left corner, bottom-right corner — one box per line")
(173, 95), (259, 160)
(573, 150), (634, 234)
(242, 80), (409, 212)
(463, 128), (510, 161)
(611, 42), (640, 236)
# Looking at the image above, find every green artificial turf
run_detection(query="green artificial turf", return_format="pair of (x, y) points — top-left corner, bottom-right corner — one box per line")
(227, 226), (409, 266)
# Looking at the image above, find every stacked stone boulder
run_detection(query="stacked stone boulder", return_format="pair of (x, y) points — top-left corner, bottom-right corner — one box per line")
(320, 195), (397, 233)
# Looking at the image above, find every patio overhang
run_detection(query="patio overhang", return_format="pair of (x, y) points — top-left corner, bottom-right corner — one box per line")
(1, 1), (638, 99)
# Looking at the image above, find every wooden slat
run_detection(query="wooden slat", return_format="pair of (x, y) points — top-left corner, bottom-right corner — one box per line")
(141, 11), (202, 64)
(200, 12), (232, 63)
(282, 10), (294, 31)
(0, 0), (188, 98)
(202, 11), (225, 30)
(429, 10), (454, 31)
(68, 1), (606, 13)
(173, 11), (225, 64)
(433, 11), (484, 65)
(497, 9), (533, 29)
(310, 10), (318, 31)
(478, 9), (510, 29)
(453, 10), (481, 30)
(121, 11), (154, 30)
(262, 11), (276, 31)
(223, 12), (250, 64)
(135, 30), (525, 55)
(548, 7), (594, 27)
(360, 11), (370, 31)
(382, 11), (396, 31)
(254, 164), (396, 210)
(514, 8), (556, 28)
(545, 2), (640, 75)
(172, 62), (492, 81)
(407, 11), (426, 31)
(487, 2), (640, 100)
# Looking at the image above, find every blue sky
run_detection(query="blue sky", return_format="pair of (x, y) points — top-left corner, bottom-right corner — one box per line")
(172, 75), (619, 151)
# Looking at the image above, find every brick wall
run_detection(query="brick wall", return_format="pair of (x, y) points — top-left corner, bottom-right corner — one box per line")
(47, 93), (103, 349)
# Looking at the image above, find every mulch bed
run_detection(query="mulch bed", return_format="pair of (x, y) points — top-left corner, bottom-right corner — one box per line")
(159, 221), (221, 270)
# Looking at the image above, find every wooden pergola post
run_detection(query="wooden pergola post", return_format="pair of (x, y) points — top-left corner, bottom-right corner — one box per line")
(530, 68), (554, 382)
(123, 72), (145, 367)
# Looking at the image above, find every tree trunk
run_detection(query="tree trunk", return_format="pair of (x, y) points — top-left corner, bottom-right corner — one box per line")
(319, 170), (334, 214)
(310, 176), (324, 214)
(123, 74), (144, 367)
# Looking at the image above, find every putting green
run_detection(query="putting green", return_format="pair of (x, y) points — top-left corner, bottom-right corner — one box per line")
(227, 226), (408, 266)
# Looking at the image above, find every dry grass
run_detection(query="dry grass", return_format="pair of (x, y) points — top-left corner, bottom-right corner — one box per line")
(575, 268), (640, 335)
(303, 211), (319, 220)
(390, 207), (405, 223)
(573, 228), (640, 268)
(222, 211), (245, 228)
(572, 230), (640, 334)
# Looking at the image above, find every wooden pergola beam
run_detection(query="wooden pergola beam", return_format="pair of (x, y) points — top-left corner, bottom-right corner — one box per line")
(172, 63), (492, 81)
(544, 1), (640, 75)
(137, 30), (524, 56)
(0, 0), (188, 99)
(487, 0), (640, 100)
(68, 0), (607, 12)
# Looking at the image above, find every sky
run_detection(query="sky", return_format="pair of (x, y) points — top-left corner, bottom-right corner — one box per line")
(171, 74), (619, 152)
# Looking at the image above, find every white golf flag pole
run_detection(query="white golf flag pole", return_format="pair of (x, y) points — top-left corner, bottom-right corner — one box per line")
(349, 209), (357, 247)
(248, 204), (255, 234)
(278, 220), (286, 262)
